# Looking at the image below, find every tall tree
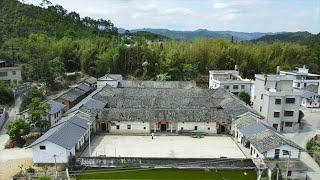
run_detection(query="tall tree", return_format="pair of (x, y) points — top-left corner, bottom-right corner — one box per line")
(0, 80), (14, 105)
(27, 97), (50, 132)
(6, 118), (30, 147)
(20, 86), (46, 112)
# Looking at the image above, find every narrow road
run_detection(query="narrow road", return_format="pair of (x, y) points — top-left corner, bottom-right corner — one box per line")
(0, 97), (33, 179)
(283, 108), (320, 179)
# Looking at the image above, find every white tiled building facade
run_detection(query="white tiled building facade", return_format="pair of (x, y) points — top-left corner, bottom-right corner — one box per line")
(209, 67), (252, 96)
(252, 75), (301, 132)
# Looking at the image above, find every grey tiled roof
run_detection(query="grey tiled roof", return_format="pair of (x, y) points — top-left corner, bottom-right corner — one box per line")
(84, 98), (106, 109)
(94, 83), (258, 122)
(233, 113), (260, 130)
(59, 88), (86, 101)
(302, 91), (319, 100)
(122, 80), (197, 89)
(46, 100), (66, 115)
(239, 122), (268, 137)
(84, 76), (97, 85)
(98, 74), (123, 81)
(76, 83), (92, 93)
(29, 115), (90, 149)
(248, 130), (303, 153)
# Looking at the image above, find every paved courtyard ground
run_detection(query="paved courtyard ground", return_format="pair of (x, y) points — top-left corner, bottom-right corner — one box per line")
(82, 135), (245, 158)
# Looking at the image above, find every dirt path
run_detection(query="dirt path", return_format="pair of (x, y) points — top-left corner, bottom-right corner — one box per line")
(0, 158), (33, 180)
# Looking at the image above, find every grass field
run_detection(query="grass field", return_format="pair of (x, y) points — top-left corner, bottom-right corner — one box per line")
(77, 168), (257, 180)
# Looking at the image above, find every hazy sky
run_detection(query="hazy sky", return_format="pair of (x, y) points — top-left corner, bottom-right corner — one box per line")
(23, 0), (320, 33)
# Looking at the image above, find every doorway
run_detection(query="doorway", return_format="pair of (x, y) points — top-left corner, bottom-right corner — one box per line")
(101, 122), (107, 131)
(275, 149), (280, 159)
(160, 123), (167, 132)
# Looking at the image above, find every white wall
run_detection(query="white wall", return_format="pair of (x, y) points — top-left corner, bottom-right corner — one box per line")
(301, 98), (320, 108)
(21, 110), (63, 126)
(264, 145), (300, 159)
(97, 80), (122, 88)
(32, 141), (75, 164)
(0, 67), (22, 86)
(250, 144), (300, 159)
(177, 122), (216, 134)
(109, 121), (151, 134)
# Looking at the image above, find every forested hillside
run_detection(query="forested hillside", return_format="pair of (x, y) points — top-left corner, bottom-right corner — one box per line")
(0, 0), (319, 89)
(252, 31), (317, 45)
(128, 28), (272, 41)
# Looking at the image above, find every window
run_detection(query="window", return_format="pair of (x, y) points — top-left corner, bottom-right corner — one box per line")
(207, 127), (210, 130)
(0, 72), (7, 77)
(194, 126), (198, 130)
(143, 127), (146, 130)
(233, 85), (239, 90)
(12, 71), (16, 75)
(286, 98), (295, 104)
(285, 122), (293, 127)
(241, 85), (245, 89)
(284, 111), (294, 117)
(116, 125), (120, 130)
(181, 127), (184, 130)
(39, 146), (46, 150)
(274, 112), (280, 118)
(224, 85), (229, 90)
(127, 125), (131, 130)
(273, 124), (278, 129)
(297, 83), (300, 87)
(275, 99), (281, 105)
(261, 94), (263, 100)
(259, 106), (262, 112)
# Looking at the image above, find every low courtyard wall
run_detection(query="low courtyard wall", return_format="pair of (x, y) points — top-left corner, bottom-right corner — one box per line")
(76, 157), (256, 169)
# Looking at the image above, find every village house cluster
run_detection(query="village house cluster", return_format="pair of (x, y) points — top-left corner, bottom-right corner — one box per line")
(27, 65), (320, 179)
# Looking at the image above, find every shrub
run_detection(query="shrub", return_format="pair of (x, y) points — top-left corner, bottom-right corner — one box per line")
(238, 92), (251, 105)
(26, 166), (35, 174)
(38, 176), (53, 180)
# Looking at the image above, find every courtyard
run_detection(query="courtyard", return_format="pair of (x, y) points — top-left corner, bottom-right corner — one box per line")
(81, 135), (245, 158)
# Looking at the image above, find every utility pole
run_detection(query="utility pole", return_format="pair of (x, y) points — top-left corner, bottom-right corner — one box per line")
(53, 154), (58, 178)
(276, 168), (279, 180)
(286, 152), (291, 180)
(87, 122), (91, 156)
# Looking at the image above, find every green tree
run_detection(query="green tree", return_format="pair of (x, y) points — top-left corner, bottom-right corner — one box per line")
(20, 86), (46, 112)
(156, 73), (171, 81)
(238, 92), (251, 105)
(5, 118), (30, 147)
(44, 57), (66, 89)
(0, 80), (14, 105)
(27, 97), (50, 132)
(298, 110), (304, 123)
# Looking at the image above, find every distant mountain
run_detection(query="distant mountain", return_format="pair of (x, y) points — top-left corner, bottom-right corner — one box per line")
(252, 31), (316, 44)
(118, 28), (276, 41)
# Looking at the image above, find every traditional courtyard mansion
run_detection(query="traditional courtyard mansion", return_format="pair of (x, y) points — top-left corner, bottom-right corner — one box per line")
(28, 73), (308, 179)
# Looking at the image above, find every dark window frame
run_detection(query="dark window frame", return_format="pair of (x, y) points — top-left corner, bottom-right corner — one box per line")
(275, 99), (281, 105)
(285, 98), (295, 104)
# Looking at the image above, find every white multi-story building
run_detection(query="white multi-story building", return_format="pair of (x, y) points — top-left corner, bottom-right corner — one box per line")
(209, 66), (252, 96)
(0, 60), (22, 86)
(280, 65), (320, 90)
(252, 74), (301, 132)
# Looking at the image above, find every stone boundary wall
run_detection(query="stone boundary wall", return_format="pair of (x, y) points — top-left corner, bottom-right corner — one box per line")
(76, 157), (256, 169)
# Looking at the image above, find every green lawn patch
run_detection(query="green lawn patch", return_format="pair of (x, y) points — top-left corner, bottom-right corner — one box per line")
(77, 168), (257, 180)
